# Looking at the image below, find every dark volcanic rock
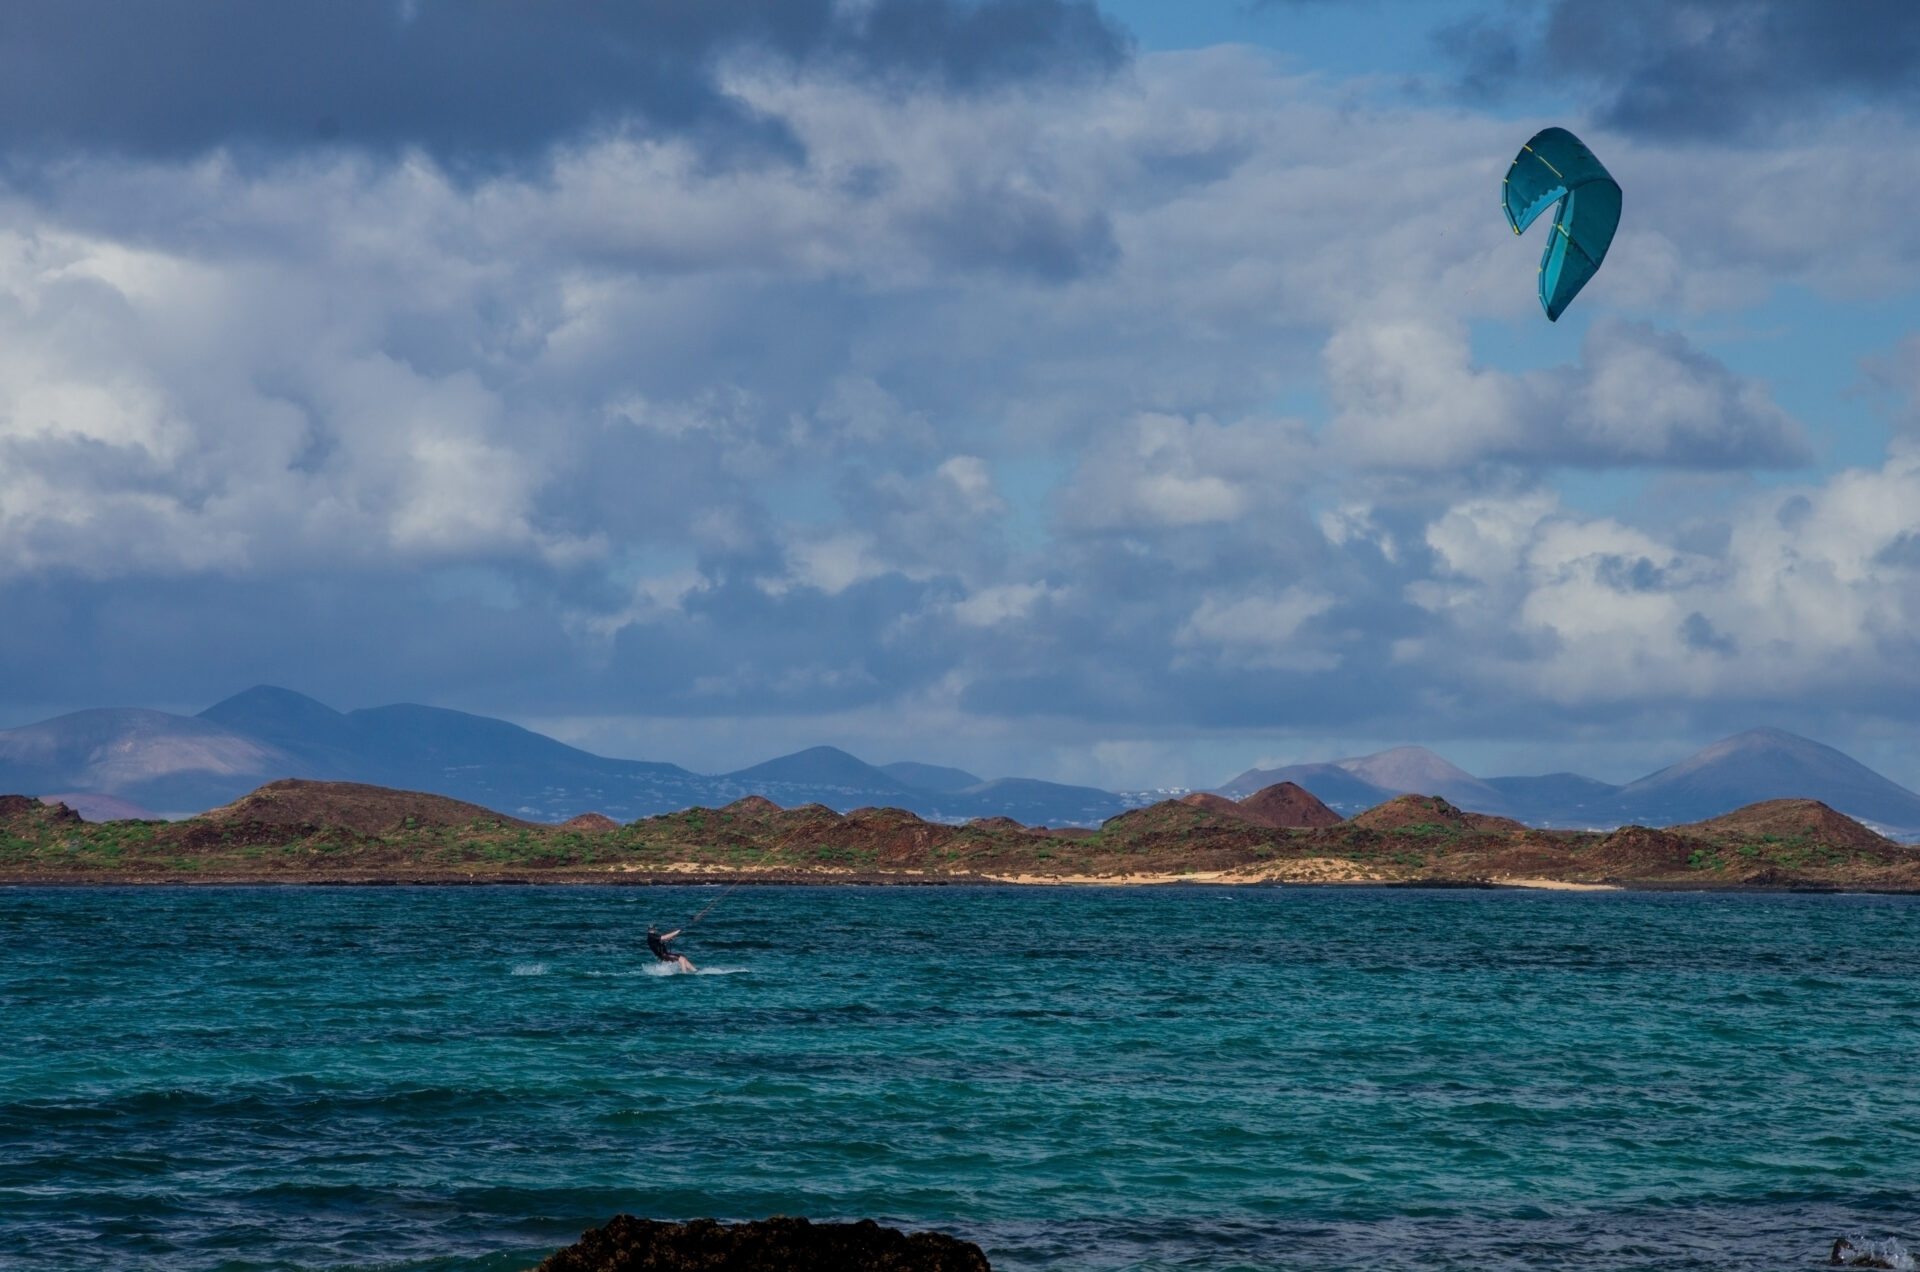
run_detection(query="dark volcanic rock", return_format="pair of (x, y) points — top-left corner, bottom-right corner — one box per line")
(1350, 793), (1524, 834)
(1675, 798), (1897, 854)
(534, 1215), (990, 1272)
(203, 778), (534, 835)
(1179, 791), (1258, 821)
(1, 793), (82, 831)
(1581, 825), (1697, 876)
(1237, 781), (1342, 829)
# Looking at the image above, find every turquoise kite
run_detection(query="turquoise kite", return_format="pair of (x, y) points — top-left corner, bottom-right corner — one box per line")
(1502, 127), (1621, 322)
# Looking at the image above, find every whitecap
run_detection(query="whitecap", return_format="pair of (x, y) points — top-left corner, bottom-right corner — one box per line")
(510, 962), (548, 977)
(642, 963), (750, 977)
(1835, 1236), (1913, 1271)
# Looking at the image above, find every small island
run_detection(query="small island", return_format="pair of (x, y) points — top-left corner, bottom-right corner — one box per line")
(5, 777), (1918, 890)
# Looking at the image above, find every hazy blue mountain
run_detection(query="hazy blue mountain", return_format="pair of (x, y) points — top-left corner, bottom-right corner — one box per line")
(0, 707), (293, 814)
(1217, 761), (1399, 813)
(1216, 747), (1507, 814)
(21, 689), (1920, 836)
(1219, 729), (1920, 838)
(198, 685), (363, 773)
(4, 687), (1135, 825)
(881, 761), (985, 793)
(916, 777), (1127, 826)
(692, 746), (920, 813)
(1331, 746), (1512, 814)
(195, 687), (710, 820)
(202, 687), (697, 782)
(346, 703), (692, 777)
(1611, 728), (1920, 836)
(721, 746), (910, 794)
(1480, 773), (1625, 827)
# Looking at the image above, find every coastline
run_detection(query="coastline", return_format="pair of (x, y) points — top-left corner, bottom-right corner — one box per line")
(11, 870), (1911, 893)
(7, 781), (1919, 893)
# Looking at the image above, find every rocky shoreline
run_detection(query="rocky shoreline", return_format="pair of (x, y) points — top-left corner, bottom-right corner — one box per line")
(532, 1215), (990, 1272)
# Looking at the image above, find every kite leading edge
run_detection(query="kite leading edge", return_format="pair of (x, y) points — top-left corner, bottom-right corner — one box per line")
(1502, 127), (1621, 322)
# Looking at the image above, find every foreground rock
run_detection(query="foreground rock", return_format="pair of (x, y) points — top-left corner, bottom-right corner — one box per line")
(533, 1215), (990, 1272)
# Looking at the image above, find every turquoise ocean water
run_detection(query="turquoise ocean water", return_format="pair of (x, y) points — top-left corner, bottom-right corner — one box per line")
(4, 885), (1919, 1271)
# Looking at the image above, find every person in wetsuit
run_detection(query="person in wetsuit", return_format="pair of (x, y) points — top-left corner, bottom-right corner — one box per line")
(646, 924), (696, 972)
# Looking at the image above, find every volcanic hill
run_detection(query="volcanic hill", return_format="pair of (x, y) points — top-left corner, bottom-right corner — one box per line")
(205, 779), (538, 836)
(6, 778), (1920, 891)
(1181, 781), (1342, 829)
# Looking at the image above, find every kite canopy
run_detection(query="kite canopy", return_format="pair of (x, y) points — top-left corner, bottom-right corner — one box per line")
(1502, 127), (1621, 322)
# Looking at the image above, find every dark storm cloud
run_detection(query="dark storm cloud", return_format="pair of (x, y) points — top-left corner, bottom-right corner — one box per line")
(7, 31), (1920, 784)
(908, 181), (1119, 281)
(0, 0), (1128, 162)
(1441, 0), (1920, 137)
(0, 573), (581, 715)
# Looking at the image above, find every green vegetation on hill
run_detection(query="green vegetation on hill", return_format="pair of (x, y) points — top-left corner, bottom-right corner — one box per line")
(3, 785), (1917, 889)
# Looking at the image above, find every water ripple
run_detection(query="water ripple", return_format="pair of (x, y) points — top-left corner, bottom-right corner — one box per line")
(3, 885), (1919, 1269)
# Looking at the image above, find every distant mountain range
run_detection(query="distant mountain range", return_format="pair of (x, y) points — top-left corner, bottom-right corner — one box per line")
(1218, 728), (1920, 840)
(4, 686), (1919, 838)
(0, 686), (1132, 825)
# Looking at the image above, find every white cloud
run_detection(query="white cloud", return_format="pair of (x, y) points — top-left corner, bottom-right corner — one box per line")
(1324, 317), (1522, 467)
(1326, 316), (1807, 469)
(5, 43), (1920, 762)
(571, 567), (713, 642)
(1060, 411), (1311, 530)
(951, 580), (1053, 627)
(761, 530), (890, 596)
(0, 54), (1876, 587)
(1418, 492), (1560, 603)
(1409, 445), (1920, 703)
(1174, 587), (1338, 671)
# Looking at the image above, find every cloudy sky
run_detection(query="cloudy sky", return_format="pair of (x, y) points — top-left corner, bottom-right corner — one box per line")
(4, 0), (1919, 789)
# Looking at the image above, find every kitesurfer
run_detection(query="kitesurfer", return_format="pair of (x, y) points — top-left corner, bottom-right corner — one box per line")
(646, 924), (696, 972)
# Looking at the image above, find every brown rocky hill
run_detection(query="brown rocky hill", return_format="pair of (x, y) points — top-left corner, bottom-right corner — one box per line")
(1092, 800), (1276, 867)
(778, 806), (955, 865)
(560, 813), (621, 832)
(1577, 825), (1699, 877)
(37, 792), (159, 823)
(724, 795), (783, 819)
(202, 779), (534, 835)
(2, 793), (82, 834)
(1104, 799), (1268, 839)
(13, 778), (1920, 890)
(1179, 782), (1341, 828)
(1238, 781), (1342, 828)
(1673, 798), (1898, 854)
(1179, 792), (1258, 820)
(1350, 794), (1526, 833)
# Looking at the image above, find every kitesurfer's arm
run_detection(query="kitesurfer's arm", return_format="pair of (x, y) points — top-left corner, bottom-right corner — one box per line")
(660, 929), (682, 942)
